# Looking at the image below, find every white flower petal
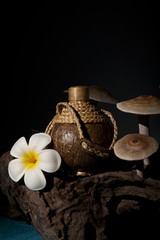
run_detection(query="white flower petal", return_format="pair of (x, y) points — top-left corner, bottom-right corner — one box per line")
(10, 137), (28, 158)
(38, 149), (61, 173)
(29, 133), (51, 151)
(24, 167), (46, 191)
(8, 159), (27, 182)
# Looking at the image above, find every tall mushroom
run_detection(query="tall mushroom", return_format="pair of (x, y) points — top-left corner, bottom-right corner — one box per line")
(88, 85), (118, 104)
(114, 134), (159, 177)
(116, 95), (160, 166)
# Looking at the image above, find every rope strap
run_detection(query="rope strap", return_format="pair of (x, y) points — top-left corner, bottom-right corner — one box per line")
(101, 109), (118, 150)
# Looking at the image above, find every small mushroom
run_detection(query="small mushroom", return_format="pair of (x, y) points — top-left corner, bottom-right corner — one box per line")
(116, 95), (160, 166)
(114, 134), (159, 178)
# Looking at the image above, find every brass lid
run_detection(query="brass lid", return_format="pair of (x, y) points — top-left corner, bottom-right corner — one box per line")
(68, 86), (89, 101)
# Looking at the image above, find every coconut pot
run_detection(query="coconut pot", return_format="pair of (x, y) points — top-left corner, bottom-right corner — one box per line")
(45, 86), (117, 173)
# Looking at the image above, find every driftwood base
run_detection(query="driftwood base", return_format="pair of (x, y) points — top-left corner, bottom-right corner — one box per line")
(0, 151), (160, 240)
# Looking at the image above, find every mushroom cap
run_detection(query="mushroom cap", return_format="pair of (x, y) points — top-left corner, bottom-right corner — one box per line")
(89, 86), (118, 104)
(114, 134), (159, 161)
(117, 95), (160, 115)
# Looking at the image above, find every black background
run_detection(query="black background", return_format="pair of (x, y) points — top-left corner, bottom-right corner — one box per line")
(1, 1), (160, 156)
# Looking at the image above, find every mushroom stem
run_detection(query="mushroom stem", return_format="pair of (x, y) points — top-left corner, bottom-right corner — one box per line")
(136, 169), (144, 178)
(138, 115), (150, 166)
(134, 161), (144, 178)
(138, 115), (150, 135)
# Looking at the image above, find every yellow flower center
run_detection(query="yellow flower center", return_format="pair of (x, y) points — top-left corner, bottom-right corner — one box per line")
(23, 151), (39, 169)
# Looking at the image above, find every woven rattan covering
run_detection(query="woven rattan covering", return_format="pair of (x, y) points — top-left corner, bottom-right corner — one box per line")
(53, 101), (106, 124)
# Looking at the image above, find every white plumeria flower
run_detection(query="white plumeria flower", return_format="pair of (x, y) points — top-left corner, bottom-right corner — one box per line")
(8, 133), (61, 191)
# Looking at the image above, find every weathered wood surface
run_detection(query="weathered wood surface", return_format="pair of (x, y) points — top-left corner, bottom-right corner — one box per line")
(0, 151), (160, 240)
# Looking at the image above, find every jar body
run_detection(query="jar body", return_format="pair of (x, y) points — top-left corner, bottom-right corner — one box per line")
(50, 121), (113, 172)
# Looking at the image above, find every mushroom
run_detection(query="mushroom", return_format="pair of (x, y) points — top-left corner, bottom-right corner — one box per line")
(116, 95), (160, 166)
(89, 86), (118, 104)
(114, 134), (159, 177)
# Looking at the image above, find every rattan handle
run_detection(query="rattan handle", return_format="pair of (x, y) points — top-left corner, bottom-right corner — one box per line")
(101, 109), (118, 150)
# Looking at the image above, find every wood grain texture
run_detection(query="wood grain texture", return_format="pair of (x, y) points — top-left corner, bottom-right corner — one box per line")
(0, 151), (160, 239)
